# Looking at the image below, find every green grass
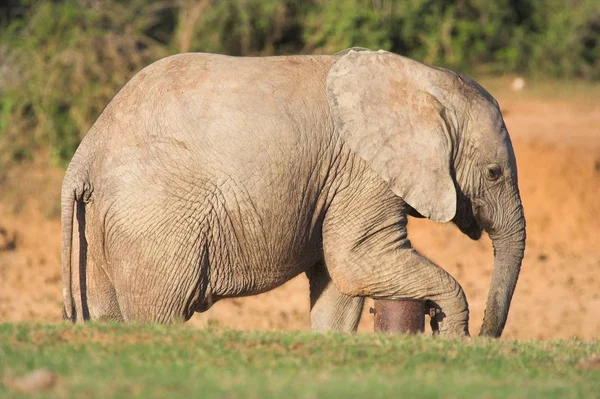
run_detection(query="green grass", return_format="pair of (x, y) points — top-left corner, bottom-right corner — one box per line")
(0, 324), (598, 398)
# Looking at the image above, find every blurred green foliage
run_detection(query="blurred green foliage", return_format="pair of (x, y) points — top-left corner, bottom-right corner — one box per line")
(0, 0), (599, 165)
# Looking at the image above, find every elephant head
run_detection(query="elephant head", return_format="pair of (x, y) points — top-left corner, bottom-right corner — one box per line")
(327, 49), (526, 337)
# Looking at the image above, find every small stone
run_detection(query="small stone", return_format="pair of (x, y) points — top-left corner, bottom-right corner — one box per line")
(510, 77), (526, 91)
(4, 369), (58, 393)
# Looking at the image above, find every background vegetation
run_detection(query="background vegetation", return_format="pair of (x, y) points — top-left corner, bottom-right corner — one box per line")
(1, 0), (599, 165)
(1, 323), (599, 398)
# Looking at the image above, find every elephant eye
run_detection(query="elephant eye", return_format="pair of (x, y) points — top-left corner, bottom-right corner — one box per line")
(485, 164), (503, 181)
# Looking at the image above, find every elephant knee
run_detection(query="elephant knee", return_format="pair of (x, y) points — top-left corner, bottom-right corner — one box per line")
(440, 276), (468, 307)
(327, 269), (372, 297)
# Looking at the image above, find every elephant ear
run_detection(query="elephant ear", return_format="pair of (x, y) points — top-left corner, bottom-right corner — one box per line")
(326, 50), (457, 223)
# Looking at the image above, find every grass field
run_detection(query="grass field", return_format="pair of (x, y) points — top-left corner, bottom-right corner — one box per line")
(1, 324), (599, 398)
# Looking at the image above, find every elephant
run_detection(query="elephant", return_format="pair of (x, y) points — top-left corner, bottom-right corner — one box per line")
(61, 47), (526, 337)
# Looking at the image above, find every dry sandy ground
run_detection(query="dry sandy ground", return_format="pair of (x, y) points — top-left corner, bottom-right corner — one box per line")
(1, 79), (598, 340)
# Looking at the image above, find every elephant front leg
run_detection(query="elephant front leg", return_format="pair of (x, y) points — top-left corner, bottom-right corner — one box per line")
(306, 262), (365, 332)
(327, 247), (469, 337)
(374, 250), (469, 337)
(325, 244), (469, 337)
(322, 191), (469, 337)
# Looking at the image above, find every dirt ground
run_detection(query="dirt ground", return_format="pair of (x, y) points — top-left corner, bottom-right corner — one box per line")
(0, 78), (598, 340)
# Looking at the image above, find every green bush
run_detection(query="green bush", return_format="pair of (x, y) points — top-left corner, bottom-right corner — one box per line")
(0, 0), (172, 165)
(0, 0), (598, 166)
(302, 0), (391, 53)
(182, 0), (305, 55)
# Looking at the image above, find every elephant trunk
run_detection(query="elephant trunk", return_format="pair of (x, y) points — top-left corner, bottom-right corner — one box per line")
(479, 199), (526, 338)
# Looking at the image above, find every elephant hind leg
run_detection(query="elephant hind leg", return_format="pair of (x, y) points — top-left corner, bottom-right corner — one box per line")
(85, 258), (123, 322)
(306, 261), (364, 332)
(83, 203), (123, 322)
(111, 255), (207, 324)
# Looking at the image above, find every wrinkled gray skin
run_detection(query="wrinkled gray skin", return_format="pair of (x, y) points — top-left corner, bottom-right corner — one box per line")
(61, 48), (525, 337)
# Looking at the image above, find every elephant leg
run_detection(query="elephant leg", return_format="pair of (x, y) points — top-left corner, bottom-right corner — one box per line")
(306, 262), (364, 332)
(85, 257), (123, 322)
(79, 203), (123, 322)
(325, 246), (469, 337)
(111, 255), (205, 324)
(322, 188), (469, 337)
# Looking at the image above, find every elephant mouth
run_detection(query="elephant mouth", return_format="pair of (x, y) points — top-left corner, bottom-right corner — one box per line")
(462, 222), (483, 240)
(453, 200), (483, 240)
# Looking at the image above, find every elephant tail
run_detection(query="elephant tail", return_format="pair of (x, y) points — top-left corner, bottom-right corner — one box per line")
(61, 183), (75, 322)
(61, 168), (92, 323)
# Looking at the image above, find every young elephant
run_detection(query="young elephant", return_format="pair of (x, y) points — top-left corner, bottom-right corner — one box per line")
(61, 48), (526, 337)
